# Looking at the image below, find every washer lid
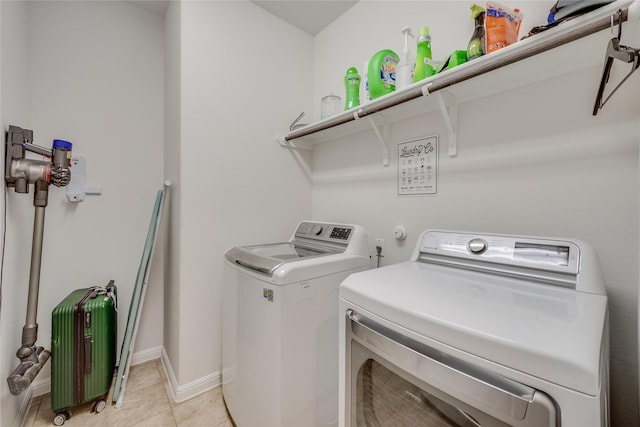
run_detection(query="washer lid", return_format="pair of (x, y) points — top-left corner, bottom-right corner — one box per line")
(340, 261), (608, 396)
(225, 242), (340, 275)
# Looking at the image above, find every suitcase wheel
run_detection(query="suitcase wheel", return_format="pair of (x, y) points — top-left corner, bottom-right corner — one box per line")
(53, 410), (70, 426)
(92, 399), (107, 413)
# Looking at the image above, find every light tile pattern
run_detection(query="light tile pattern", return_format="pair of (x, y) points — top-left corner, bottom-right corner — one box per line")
(23, 359), (234, 427)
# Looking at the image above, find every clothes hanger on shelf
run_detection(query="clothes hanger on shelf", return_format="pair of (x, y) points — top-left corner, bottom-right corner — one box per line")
(593, 9), (639, 115)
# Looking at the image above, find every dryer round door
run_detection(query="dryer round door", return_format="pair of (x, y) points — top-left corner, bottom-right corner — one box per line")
(344, 309), (558, 427)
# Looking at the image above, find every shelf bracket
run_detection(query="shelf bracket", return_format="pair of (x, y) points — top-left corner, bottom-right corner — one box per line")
(434, 91), (458, 157)
(367, 116), (390, 166)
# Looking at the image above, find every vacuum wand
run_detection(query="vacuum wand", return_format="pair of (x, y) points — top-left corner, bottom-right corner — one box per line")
(5, 126), (72, 396)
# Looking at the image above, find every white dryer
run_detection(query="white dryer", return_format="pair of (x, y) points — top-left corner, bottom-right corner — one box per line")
(339, 230), (609, 427)
(223, 221), (370, 427)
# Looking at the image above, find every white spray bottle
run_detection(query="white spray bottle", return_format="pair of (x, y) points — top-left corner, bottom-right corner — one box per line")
(360, 59), (370, 104)
(395, 26), (414, 90)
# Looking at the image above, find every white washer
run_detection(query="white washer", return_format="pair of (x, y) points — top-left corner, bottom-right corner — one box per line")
(339, 229), (609, 427)
(222, 221), (370, 427)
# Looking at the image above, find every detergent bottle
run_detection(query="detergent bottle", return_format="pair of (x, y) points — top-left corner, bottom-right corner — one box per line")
(413, 26), (434, 82)
(467, 4), (486, 60)
(344, 67), (361, 110)
(395, 26), (414, 90)
(368, 49), (399, 100)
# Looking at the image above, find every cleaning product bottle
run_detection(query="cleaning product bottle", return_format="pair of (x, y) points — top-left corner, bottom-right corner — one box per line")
(467, 4), (486, 60)
(360, 60), (370, 104)
(413, 26), (434, 82)
(368, 49), (399, 100)
(344, 67), (361, 110)
(395, 26), (414, 90)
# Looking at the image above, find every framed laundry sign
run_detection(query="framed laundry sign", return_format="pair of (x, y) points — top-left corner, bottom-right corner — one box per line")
(397, 135), (438, 196)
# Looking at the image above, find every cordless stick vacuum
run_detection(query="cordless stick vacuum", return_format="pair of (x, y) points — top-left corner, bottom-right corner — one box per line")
(5, 125), (72, 396)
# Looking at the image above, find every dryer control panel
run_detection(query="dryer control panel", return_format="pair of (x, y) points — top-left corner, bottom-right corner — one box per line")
(417, 230), (580, 276)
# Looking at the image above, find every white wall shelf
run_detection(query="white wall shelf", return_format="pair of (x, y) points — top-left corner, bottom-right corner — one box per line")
(278, 0), (637, 164)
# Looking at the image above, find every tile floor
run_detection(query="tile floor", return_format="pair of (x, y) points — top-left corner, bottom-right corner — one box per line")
(24, 359), (234, 427)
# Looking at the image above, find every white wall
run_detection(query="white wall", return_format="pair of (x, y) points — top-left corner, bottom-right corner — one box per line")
(163, 0), (182, 393)
(0, 2), (32, 425)
(164, 1), (312, 398)
(0, 2), (164, 425)
(311, 2), (639, 426)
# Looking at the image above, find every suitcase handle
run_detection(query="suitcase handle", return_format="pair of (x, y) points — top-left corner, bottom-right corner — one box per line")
(89, 280), (117, 311)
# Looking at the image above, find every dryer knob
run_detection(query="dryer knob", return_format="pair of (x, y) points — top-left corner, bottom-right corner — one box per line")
(468, 238), (487, 254)
(313, 225), (324, 236)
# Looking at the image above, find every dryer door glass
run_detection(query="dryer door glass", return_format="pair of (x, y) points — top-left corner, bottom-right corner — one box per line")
(346, 311), (557, 427)
(356, 358), (484, 426)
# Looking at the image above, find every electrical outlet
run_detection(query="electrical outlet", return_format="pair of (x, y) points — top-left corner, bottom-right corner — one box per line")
(375, 238), (384, 253)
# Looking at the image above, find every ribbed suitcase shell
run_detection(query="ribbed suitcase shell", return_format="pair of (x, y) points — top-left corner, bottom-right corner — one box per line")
(51, 284), (116, 412)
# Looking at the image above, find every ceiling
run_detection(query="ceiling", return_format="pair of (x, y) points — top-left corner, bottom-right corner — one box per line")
(128, 1), (169, 16)
(127, 1), (358, 36)
(250, 1), (358, 35)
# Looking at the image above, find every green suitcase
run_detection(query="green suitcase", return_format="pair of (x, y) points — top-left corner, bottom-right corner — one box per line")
(50, 281), (117, 426)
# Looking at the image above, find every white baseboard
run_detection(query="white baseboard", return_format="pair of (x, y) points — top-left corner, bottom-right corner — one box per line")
(31, 377), (51, 399)
(131, 345), (162, 365)
(160, 347), (220, 403)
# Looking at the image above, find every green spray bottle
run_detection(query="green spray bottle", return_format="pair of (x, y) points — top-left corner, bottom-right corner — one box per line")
(344, 67), (361, 110)
(413, 27), (434, 82)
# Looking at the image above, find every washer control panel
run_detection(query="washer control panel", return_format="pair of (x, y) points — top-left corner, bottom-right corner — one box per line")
(418, 230), (580, 275)
(294, 221), (353, 244)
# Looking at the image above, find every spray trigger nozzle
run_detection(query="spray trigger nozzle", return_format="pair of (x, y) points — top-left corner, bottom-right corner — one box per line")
(401, 26), (414, 53)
